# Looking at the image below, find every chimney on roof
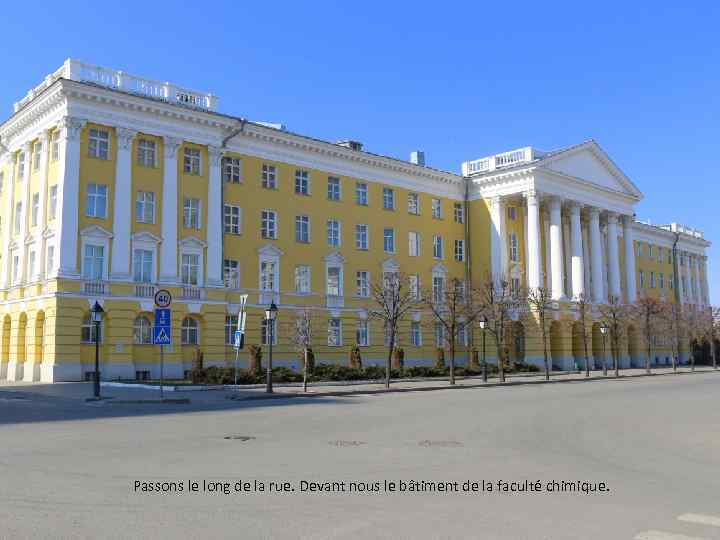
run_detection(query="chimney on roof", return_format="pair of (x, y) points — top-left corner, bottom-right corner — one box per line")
(336, 140), (363, 151)
(410, 151), (425, 166)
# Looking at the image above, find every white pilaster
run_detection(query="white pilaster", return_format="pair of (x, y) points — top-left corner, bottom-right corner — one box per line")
(526, 190), (541, 290)
(606, 212), (621, 300)
(569, 202), (585, 299)
(489, 196), (507, 281)
(588, 207), (604, 303)
(702, 256), (710, 305)
(55, 117), (86, 278)
(622, 215), (637, 303)
(206, 145), (224, 287)
(159, 137), (181, 284)
(110, 128), (137, 280)
(18, 141), (32, 282)
(543, 208), (551, 289)
(581, 222), (591, 295)
(562, 215), (572, 297)
(32, 132), (50, 281)
(549, 197), (565, 300)
(692, 255), (701, 305)
(1, 152), (16, 288)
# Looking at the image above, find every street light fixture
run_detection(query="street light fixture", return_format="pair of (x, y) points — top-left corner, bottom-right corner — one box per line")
(265, 302), (278, 394)
(90, 301), (104, 399)
(479, 316), (488, 383)
(600, 324), (608, 376)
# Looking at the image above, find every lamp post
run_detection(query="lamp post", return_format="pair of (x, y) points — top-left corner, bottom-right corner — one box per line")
(265, 302), (278, 394)
(479, 316), (487, 383)
(90, 301), (104, 399)
(600, 324), (608, 377)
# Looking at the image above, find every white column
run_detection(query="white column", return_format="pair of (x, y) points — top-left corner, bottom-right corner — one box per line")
(606, 212), (621, 299)
(1, 152), (16, 287)
(562, 215), (572, 297)
(622, 215), (637, 303)
(582, 222), (591, 295)
(588, 207), (604, 303)
(569, 202), (585, 299)
(33, 132), (50, 281)
(110, 128), (137, 281)
(55, 117), (86, 278)
(549, 197), (565, 300)
(678, 251), (686, 304)
(18, 141), (32, 282)
(159, 137), (181, 284)
(543, 208), (552, 289)
(206, 145), (224, 287)
(692, 255), (701, 305)
(702, 256), (710, 305)
(526, 189), (541, 290)
(489, 195), (507, 281)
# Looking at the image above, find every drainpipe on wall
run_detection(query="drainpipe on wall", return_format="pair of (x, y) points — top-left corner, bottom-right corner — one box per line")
(464, 176), (474, 353)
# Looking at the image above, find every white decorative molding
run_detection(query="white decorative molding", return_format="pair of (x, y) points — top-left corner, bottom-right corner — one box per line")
(257, 244), (284, 257)
(324, 251), (346, 264)
(80, 224), (114, 239)
(178, 235), (207, 249)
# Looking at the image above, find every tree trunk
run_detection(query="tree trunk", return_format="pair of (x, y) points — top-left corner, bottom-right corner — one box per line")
(386, 333), (394, 389)
(303, 347), (308, 392)
(497, 343), (505, 383)
(450, 343), (456, 385)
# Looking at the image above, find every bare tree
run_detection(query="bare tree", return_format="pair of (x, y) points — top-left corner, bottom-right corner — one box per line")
(424, 277), (483, 385)
(291, 309), (314, 392)
(658, 298), (682, 372)
(369, 271), (419, 389)
(527, 286), (553, 381)
(711, 306), (720, 370)
(477, 274), (524, 383)
(598, 295), (629, 377)
(573, 293), (592, 377)
(684, 306), (706, 371)
(630, 295), (666, 374)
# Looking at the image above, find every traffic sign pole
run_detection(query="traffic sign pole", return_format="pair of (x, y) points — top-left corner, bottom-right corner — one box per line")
(160, 344), (164, 400)
(153, 289), (172, 401)
(234, 295), (248, 387)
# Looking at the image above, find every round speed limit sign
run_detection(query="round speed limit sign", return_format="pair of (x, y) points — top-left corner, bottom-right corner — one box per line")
(154, 289), (172, 308)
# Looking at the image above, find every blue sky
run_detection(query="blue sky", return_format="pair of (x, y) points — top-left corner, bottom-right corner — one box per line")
(2, 1), (718, 301)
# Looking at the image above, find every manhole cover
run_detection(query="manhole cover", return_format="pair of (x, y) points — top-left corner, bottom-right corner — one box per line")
(329, 440), (366, 447)
(418, 440), (463, 448)
(223, 435), (256, 441)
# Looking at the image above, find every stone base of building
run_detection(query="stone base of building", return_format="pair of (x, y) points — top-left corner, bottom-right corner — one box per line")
(7, 360), (24, 382)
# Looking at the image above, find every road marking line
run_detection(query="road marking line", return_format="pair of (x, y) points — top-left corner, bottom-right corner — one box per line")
(678, 514), (720, 528)
(635, 531), (709, 540)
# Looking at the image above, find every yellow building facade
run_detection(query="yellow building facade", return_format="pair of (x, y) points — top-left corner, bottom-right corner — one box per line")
(0, 60), (712, 382)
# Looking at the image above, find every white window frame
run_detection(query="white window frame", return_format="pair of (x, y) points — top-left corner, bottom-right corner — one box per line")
(133, 248), (154, 283)
(295, 169), (310, 195)
(223, 204), (242, 235)
(356, 319), (369, 347)
(261, 209), (277, 239)
(409, 274), (420, 300)
(355, 224), (368, 250)
(80, 226), (112, 281)
(408, 192), (419, 215)
(328, 318), (342, 347)
(327, 176), (341, 201)
(136, 191), (156, 224)
(183, 147), (202, 175)
(455, 239), (465, 262)
(411, 321), (423, 347)
(32, 141), (41, 171)
(222, 156), (243, 183)
(509, 233), (519, 262)
(356, 270), (370, 297)
(31, 193), (39, 227)
(408, 231), (421, 257)
(51, 131), (60, 161)
(179, 237), (205, 286)
(327, 219), (341, 247)
(295, 215), (310, 243)
(294, 265), (311, 294)
(133, 316), (153, 344)
(49, 185), (58, 220)
(137, 138), (157, 167)
(262, 163), (277, 189)
(224, 259), (240, 289)
(355, 182), (368, 205)
(183, 198), (201, 230)
(383, 187), (395, 210)
(261, 318), (277, 345)
(88, 128), (110, 160)
(454, 202), (464, 224)
(431, 198), (442, 219)
(326, 265), (343, 298)
(181, 317), (200, 345)
(131, 231), (160, 285)
(433, 235), (444, 259)
(86, 183), (108, 219)
(383, 228), (395, 253)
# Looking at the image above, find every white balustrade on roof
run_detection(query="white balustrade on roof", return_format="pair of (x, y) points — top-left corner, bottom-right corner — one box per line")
(462, 146), (546, 176)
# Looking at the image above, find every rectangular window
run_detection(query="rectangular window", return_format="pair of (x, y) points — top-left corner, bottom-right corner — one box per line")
(455, 239), (465, 262)
(46, 245), (54, 275)
(648, 245), (654, 259)
(261, 319), (277, 345)
(83, 244), (105, 280)
(409, 274), (420, 300)
(659, 272), (665, 289)
(49, 185), (58, 220)
(0, 172), (3, 194)
(356, 320), (369, 347)
(14, 203), (22, 234)
(355, 182), (368, 205)
(51, 131), (60, 161)
(295, 215), (310, 243)
(88, 128), (110, 160)
(383, 228), (395, 253)
(133, 249), (153, 283)
(509, 233), (518, 262)
(433, 235), (444, 259)
(223, 204), (241, 234)
(431, 198), (442, 219)
(86, 183), (108, 218)
(295, 169), (310, 195)
(639, 270), (645, 288)
(355, 224), (368, 250)
(31, 193), (39, 227)
(183, 198), (201, 229)
(327, 220), (341, 247)
(435, 323), (445, 348)
(262, 164), (277, 189)
(657, 247), (664, 263)
(261, 210), (277, 239)
(507, 206), (517, 221)
(137, 139), (156, 167)
(433, 276), (445, 303)
(637, 243), (644, 257)
(12, 255), (19, 284)
(327, 267), (341, 296)
(17, 152), (25, 179)
(260, 261), (277, 291)
(32, 142), (41, 170)
(650, 271), (656, 288)
(224, 259), (240, 289)
(295, 265), (311, 293)
(457, 322), (467, 347)
(407, 193), (419, 215)
(327, 176), (341, 201)
(181, 254), (200, 285)
(225, 315), (239, 345)
(383, 187), (395, 210)
(183, 147), (201, 175)
(453, 203), (465, 223)
(356, 271), (370, 297)
(411, 322), (422, 347)
(222, 157), (242, 183)
(408, 232), (420, 257)
(27, 250), (36, 280)
(328, 319), (342, 347)
(136, 191), (156, 224)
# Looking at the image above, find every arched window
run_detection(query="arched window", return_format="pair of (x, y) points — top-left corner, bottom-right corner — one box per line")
(133, 316), (152, 344)
(81, 313), (102, 343)
(181, 317), (199, 345)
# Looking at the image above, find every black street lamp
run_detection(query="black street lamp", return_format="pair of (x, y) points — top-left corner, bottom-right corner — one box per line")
(479, 316), (488, 383)
(265, 302), (278, 393)
(90, 301), (104, 398)
(600, 324), (608, 377)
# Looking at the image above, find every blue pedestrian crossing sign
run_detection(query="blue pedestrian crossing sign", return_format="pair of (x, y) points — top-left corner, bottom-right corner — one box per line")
(153, 308), (172, 345)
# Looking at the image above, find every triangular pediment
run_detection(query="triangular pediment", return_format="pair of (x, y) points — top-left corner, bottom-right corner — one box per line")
(539, 141), (643, 199)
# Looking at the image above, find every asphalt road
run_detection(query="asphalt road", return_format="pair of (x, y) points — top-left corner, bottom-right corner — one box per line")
(1, 373), (719, 539)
